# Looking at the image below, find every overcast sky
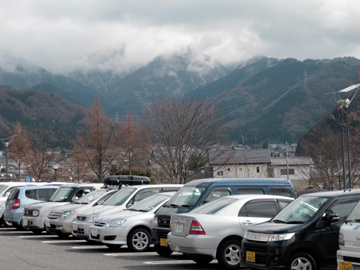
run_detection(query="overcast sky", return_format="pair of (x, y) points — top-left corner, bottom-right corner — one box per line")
(1, 0), (360, 74)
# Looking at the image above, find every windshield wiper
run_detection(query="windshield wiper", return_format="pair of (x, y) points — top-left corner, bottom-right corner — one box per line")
(272, 219), (285, 223)
(169, 204), (180, 208)
(286, 221), (305, 224)
(181, 204), (192, 208)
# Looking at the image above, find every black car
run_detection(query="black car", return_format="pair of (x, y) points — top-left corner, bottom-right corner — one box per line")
(240, 189), (360, 270)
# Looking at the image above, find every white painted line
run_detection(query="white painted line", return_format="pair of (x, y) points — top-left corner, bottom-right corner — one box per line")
(0, 231), (32, 234)
(72, 245), (107, 249)
(104, 252), (148, 257)
(42, 240), (85, 243)
(19, 235), (58, 238)
(143, 261), (200, 265)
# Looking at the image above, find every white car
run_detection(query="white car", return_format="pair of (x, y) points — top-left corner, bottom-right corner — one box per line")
(71, 184), (182, 240)
(168, 194), (293, 268)
(88, 192), (175, 251)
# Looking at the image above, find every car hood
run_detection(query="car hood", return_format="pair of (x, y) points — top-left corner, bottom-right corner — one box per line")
(97, 210), (151, 222)
(25, 201), (70, 210)
(77, 205), (123, 217)
(50, 203), (92, 213)
(246, 222), (303, 234)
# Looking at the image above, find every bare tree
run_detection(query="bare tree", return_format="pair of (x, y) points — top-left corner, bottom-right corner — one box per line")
(144, 95), (227, 183)
(115, 113), (151, 175)
(8, 122), (30, 181)
(75, 96), (120, 182)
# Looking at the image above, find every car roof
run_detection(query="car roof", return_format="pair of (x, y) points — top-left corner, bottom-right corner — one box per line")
(219, 194), (294, 201)
(15, 185), (60, 191)
(185, 178), (293, 187)
(301, 188), (360, 198)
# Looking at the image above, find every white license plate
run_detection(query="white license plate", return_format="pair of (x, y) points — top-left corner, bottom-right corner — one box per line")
(45, 220), (51, 227)
(22, 218), (28, 226)
(91, 229), (97, 237)
(175, 223), (184, 233)
(72, 223), (78, 231)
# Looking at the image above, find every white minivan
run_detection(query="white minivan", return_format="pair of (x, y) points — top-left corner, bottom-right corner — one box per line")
(337, 200), (360, 269)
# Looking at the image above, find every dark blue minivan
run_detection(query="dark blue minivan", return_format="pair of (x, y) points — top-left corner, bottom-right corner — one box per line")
(151, 177), (296, 256)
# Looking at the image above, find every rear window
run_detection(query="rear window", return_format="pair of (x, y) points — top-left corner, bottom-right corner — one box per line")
(269, 187), (293, 198)
(8, 188), (20, 200)
(190, 197), (236, 215)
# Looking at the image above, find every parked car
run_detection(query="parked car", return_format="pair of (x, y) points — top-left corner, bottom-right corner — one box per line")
(88, 192), (175, 251)
(152, 177), (296, 257)
(167, 194), (293, 268)
(71, 184), (182, 240)
(22, 183), (104, 234)
(45, 189), (117, 238)
(4, 185), (59, 229)
(337, 200), (360, 269)
(240, 189), (360, 270)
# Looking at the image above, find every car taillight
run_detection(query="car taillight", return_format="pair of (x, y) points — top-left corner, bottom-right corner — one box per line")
(13, 199), (20, 209)
(189, 220), (206, 235)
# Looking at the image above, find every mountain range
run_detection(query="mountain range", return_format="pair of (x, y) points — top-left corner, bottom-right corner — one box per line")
(0, 51), (359, 145)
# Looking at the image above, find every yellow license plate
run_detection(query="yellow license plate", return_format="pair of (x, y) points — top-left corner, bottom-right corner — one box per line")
(339, 261), (352, 270)
(160, 238), (168, 247)
(246, 251), (256, 262)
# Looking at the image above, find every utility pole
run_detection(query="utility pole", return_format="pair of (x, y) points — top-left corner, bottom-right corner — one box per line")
(0, 135), (16, 182)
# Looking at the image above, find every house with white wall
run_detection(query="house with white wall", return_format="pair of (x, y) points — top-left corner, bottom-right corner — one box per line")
(209, 148), (271, 178)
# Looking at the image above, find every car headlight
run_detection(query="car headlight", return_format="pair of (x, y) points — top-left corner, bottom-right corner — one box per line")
(60, 211), (74, 219)
(32, 210), (39, 217)
(153, 216), (158, 227)
(339, 232), (344, 246)
(268, 233), (295, 241)
(106, 219), (126, 227)
(87, 213), (100, 222)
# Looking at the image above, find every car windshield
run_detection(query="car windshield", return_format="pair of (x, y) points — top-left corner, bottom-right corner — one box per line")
(164, 186), (206, 208)
(0, 185), (8, 194)
(272, 196), (329, 224)
(128, 194), (170, 212)
(74, 190), (107, 204)
(346, 200), (360, 221)
(190, 197), (236, 215)
(102, 188), (136, 206)
(50, 187), (74, 202)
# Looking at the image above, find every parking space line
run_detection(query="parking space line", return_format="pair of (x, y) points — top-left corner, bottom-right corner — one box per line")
(144, 261), (207, 265)
(19, 235), (59, 238)
(104, 253), (150, 257)
(42, 240), (85, 243)
(72, 245), (107, 249)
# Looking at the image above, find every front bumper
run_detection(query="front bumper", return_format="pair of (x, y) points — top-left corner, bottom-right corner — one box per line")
(337, 249), (360, 269)
(167, 232), (217, 258)
(71, 220), (92, 239)
(88, 225), (131, 245)
(45, 218), (73, 234)
(151, 227), (170, 246)
(22, 214), (46, 230)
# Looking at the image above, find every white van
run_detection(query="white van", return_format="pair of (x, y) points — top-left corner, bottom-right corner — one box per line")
(337, 200), (360, 269)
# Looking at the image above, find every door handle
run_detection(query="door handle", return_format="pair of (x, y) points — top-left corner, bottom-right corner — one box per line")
(242, 220), (252, 225)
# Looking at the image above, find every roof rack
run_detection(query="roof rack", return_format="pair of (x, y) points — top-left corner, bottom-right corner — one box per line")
(103, 175), (151, 187)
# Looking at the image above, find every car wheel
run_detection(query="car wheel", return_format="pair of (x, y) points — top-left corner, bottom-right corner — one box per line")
(154, 244), (173, 257)
(3, 220), (12, 227)
(189, 254), (213, 265)
(287, 252), (316, 270)
(216, 239), (242, 269)
(106, 244), (122, 250)
(31, 229), (43, 234)
(127, 228), (151, 252)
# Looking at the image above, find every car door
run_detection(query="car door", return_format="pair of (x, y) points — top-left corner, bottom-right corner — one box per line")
(319, 196), (359, 266)
(239, 199), (279, 232)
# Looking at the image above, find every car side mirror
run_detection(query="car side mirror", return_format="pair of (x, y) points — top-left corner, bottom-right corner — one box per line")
(323, 212), (339, 223)
(71, 197), (79, 202)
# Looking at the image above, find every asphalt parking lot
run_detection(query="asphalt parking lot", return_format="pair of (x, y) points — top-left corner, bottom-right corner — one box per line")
(0, 227), (244, 270)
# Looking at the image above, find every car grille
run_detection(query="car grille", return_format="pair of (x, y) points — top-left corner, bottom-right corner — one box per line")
(73, 228), (84, 235)
(157, 217), (171, 228)
(24, 209), (37, 217)
(156, 228), (170, 239)
(48, 211), (62, 219)
(76, 216), (87, 221)
(94, 221), (106, 227)
(243, 241), (268, 265)
(344, 256), (360, 264)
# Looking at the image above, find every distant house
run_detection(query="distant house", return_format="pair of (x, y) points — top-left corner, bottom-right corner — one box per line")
(209, 148), (271, 178)
(270, 156), (314, 190)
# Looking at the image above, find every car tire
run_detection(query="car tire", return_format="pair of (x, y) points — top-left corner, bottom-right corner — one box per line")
(216, 239), (242, 269)
(287, 252), (316, 270)
(31, 229), (43, 234)
(127, 228), (151, 252)
(12, 223), (24, 231)
(189, 254), (213, 265)
(154, 244), (173, 257)
(106, 244), (122, 250)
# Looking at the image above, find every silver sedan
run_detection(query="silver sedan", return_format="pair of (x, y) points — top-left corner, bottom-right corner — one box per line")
(167, 194), (293, 268)
(88, 192), (174, 252)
